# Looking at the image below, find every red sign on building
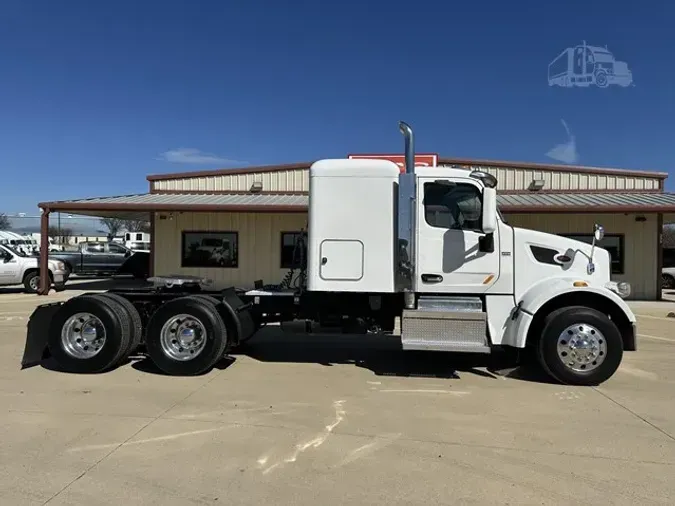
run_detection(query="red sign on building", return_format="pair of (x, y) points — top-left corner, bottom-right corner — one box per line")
(347, 154), (439, 173)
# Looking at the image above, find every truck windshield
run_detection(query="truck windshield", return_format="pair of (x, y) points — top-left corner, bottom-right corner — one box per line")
(2, 244), (25, 257)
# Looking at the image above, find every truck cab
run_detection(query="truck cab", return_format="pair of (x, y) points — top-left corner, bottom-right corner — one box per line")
(306, 122), (636, 385)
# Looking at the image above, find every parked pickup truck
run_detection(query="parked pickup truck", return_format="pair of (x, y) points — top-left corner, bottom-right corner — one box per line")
(49, 241), (150, 279)
(0, 244), (69, 293)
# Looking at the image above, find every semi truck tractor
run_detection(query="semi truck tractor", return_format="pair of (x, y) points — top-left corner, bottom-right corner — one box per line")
(20, 122), (636, 386)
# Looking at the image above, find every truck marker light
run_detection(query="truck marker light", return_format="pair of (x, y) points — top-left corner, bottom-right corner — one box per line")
(573, 281), (588, 287)
(483, 274), (495, 284)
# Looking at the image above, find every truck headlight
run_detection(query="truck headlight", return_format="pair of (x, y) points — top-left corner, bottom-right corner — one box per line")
(605, 281), (631, 299)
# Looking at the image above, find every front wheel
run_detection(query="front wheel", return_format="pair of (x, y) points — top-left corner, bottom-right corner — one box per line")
(663, 274), (675, 290)
(537, 306), (623, 386)
(23, 271), (52, 294)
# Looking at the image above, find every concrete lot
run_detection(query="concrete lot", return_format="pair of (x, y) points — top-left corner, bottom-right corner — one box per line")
(1, 282), (674, 505)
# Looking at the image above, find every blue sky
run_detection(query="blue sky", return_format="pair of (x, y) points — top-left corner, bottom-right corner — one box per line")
(1, 0), (674, 227)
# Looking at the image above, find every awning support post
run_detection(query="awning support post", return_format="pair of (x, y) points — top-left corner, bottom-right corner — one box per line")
(38, 208), (50, 295)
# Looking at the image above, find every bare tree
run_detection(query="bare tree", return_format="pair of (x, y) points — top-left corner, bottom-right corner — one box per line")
(0, 213), (11, 230)
(122, 219), (151, 233)
(99, 218), (125, 240)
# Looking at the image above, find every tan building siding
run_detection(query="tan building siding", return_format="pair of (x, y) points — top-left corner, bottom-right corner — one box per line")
(154, 212), (309, 289)
(152, 169), (310, 192)
(505, 213), (658, 299)
(154, 210), (658, 299)
(151, 165), (661, 193)
(452, 165), (661, 191)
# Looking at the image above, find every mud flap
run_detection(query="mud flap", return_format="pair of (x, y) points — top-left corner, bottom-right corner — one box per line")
(221, 288), (256, 345)
(21, 302), (64, 369)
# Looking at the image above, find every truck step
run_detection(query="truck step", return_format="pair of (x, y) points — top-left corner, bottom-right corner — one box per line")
(417, 296), (483, 312)
(401, 308), (490, 353)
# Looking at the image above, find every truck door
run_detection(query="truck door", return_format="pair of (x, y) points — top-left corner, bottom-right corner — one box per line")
(83, 242), (107, 272)
(415, 178), (500, 294)
(0, 246), (21, 285)
(105, 242), (131, 271)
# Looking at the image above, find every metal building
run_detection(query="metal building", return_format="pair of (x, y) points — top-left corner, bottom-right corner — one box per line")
(37, 156), (675, 300)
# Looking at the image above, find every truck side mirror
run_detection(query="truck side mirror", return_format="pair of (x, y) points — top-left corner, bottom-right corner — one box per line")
(482, 188), (497, 234)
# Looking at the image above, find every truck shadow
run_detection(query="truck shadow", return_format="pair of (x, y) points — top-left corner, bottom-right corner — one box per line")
(226, 328), (552, 384)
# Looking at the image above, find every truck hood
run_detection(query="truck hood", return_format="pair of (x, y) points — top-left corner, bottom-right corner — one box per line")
(513, 227), (612, 285)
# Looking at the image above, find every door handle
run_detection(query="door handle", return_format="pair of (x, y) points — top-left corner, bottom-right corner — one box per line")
(421, 273), (443, 283)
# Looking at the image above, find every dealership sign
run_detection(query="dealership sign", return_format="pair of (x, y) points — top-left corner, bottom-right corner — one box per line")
(347, 154), (439, 173)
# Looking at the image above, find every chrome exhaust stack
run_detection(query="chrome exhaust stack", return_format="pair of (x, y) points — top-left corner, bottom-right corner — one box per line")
(398, 121), (415, 174)
(396, 121), (417, 306)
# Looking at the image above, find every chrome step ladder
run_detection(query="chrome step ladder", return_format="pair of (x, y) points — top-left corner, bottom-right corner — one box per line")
(401, 296), (490, 353)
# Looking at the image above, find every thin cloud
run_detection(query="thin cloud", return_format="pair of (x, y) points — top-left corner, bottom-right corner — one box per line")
(546, 119), (579, 164)
(157, 148), (246, 165)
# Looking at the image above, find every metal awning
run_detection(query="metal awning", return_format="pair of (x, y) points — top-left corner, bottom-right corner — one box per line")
(498, 192), (675, 213)
(39, 191), (675, 218)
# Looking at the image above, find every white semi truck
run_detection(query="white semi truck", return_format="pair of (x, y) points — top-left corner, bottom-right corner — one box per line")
(21, 122), (636, 385)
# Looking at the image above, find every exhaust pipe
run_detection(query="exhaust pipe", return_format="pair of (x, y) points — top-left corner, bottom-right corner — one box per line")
(398, 121), (415, 174)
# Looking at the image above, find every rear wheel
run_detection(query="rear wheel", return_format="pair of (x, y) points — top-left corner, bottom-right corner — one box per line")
(96, 293), (143, 355)
(537, 306), (623, 386)
(47, 294), (131, 373)
(145, 296), (228, 375)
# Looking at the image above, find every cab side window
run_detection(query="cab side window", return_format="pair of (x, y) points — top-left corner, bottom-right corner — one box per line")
(423, 182), (482, 231)
(85, 243), (105, 254)
(107, 243), (128, 255)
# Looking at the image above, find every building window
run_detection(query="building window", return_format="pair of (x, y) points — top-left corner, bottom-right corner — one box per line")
(423, 182), (482, 231)
(560, 234), (624, 275)
(280, 232), (304, 268)
(181, 231), (238, 268)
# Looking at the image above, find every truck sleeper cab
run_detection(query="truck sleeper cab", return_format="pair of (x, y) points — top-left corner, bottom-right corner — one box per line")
(21, 122), (637, 386)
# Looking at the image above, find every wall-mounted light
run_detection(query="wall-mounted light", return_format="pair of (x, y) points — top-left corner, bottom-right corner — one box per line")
(250, 181), (263, 193)
(529, 179), (545, 191)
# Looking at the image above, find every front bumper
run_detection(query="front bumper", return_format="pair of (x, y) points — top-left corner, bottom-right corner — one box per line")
(52, 271), (69, 285)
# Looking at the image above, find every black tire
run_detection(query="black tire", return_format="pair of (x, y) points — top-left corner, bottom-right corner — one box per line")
(189, 294), (247, 346)
(145, 296), (228, 376)
(97, 293), (143, 355)
(23, 270), (53, 294)
(47, 294), (131, 373)
(537, 306), (623, 386)
(662, 274), (675, 290)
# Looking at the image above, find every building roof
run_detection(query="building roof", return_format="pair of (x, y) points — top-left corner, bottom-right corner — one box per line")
(145, 158), (670, 182)
(39, 191), (675, 217)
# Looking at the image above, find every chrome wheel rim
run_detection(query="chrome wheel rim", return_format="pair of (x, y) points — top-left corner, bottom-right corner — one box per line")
(160, 314), (207, 361)
(557, 323), (607, 373)
(61, 312), (106, 359)
(29, 276), (40, 291)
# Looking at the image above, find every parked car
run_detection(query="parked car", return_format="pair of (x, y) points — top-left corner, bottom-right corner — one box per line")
(0, 244), (69, 293)
(663, 267), (675, 290)
(49, 241), (149, 279)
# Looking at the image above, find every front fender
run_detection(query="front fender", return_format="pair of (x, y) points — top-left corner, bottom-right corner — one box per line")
(503, 277), (636, 349)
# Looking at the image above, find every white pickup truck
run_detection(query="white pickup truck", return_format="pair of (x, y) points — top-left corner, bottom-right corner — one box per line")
(0, 244), (69, 293)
